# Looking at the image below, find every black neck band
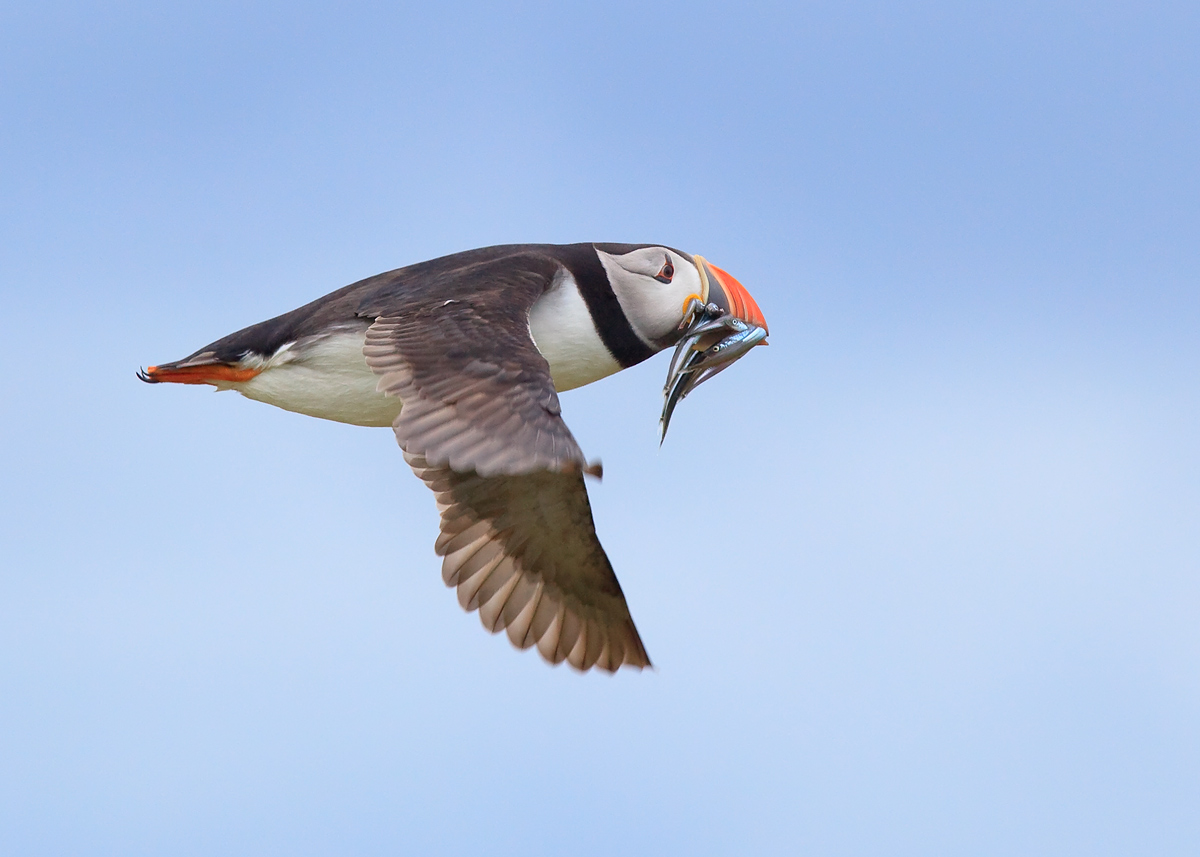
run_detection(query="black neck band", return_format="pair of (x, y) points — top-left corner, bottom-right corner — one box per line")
(559, 244), (655, 369)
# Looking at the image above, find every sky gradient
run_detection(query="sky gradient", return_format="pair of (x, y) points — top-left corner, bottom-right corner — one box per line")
(2, 2), (1198, 854)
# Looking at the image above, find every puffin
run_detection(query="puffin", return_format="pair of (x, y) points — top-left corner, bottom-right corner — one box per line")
(140, 243), (768, 673)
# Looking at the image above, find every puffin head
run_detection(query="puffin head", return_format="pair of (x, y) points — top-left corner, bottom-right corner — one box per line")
(594, 245), (768, 348)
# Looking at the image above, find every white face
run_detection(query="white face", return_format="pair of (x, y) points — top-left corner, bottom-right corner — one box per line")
(595, 246), (705, 345)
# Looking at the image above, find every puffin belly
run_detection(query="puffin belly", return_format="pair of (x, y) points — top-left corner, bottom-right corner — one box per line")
(235, 331), (402, 427)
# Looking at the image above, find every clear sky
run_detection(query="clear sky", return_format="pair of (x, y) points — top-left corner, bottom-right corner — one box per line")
(2, 2), (1197, 854)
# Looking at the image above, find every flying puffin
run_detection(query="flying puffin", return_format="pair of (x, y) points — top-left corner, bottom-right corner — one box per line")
(140, 243), (768, 673)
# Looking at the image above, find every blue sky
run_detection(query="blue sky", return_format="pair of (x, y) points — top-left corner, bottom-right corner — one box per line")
(2, 2), (1198, 854)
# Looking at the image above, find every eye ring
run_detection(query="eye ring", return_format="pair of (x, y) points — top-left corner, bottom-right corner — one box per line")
(654, 259), (675, 284)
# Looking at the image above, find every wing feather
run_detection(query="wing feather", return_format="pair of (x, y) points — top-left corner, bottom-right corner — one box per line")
(505, 582), (543, 650)
(362, 252), (587, 478)
(404, 451), (651, 673)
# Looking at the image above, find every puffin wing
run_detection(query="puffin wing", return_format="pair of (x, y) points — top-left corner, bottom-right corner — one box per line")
(407, 452), (651, 671)
(362, 252), (586, 477)
(361, 250), (651, 671)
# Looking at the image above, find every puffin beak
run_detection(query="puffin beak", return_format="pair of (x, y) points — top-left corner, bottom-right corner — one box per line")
(698, 258), (769, 334)
(660, 257), (771, 441)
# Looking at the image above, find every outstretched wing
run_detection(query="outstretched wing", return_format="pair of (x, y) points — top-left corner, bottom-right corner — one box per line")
(407, 452), (650, 672)
(361, 250), (650, 671)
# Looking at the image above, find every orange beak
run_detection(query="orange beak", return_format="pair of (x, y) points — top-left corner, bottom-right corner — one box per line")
(696, 257), (769, 333)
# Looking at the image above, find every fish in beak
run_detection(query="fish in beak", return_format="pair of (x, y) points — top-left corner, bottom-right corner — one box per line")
(660, 257), (770, 441)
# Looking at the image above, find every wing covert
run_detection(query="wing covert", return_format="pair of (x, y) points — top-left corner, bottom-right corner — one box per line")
(361, 252), (587, 477)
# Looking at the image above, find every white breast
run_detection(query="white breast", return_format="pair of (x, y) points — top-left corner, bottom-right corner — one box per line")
(528, 269), (621, 391)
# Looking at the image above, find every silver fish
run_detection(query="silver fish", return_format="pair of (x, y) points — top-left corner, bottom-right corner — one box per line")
(660, 303), (769, 441)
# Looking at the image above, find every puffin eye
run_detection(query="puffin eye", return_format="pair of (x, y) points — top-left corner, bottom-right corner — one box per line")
(654, 260), (675, 284)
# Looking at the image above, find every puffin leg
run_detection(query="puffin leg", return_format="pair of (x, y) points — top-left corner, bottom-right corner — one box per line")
(137, 363), (262, 385)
